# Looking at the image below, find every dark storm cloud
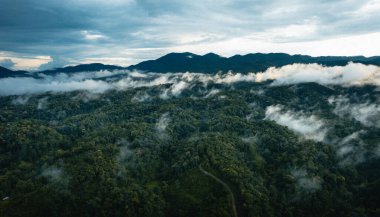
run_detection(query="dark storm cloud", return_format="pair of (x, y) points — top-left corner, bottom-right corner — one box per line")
(0, 0), (379, 69)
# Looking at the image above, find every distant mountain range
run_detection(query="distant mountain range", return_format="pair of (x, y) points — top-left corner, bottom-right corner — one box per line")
(40, 63), (124, 74)
(0, 66), (29, 78)
(1, 52), (380, 77)
(127, 52), (380, 73)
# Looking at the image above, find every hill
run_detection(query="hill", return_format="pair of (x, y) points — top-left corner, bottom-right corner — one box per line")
(127, 52), (380, 73)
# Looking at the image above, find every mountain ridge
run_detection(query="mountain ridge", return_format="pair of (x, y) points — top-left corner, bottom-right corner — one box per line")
(0, 66), (29, 78)
(127, 52), (380, 73)
(1, 52), (380, 77)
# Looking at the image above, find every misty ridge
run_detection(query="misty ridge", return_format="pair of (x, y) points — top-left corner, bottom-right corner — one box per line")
(2, 0), (380, 215)
(1, 61), (380, 96)
(1, 53), (380, 217)
(2, 54), (380, 162)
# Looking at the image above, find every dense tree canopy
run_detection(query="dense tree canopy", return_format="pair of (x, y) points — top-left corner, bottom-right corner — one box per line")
(0, 79), (379, 217)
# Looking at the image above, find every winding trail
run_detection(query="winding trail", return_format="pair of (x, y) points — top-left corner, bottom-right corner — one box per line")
(199, 165), (238, 217)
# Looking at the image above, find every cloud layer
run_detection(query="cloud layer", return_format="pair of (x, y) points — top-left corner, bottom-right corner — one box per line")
(1, 0), (380, 69)
(329, 96), (380, 127)
(264, 105), (327, 142)
(1, 62), (380, 96)
(256, 62), (380, 86)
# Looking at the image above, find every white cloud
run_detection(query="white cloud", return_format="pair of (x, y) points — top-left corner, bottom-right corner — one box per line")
(2, 0), (380, 69)
(132, 91), (151, 102)
(38, 56), (72, 71)
(0, 77), (111, 96)
(204, 89), (220, 98)
(0, 58), (16, 69)
(353, 0), (380, 16)
(255, 62), (380, 86)
(170, 81), (189, 96)
(329, 96), (380, 127)
(160, 81), (189, 99)
(81, 30), (107, 41)
(265, 105), (327, 142)
(2, 62), (380, 97)
(253, 23), (318, 42)
(0, 52), (51, 70)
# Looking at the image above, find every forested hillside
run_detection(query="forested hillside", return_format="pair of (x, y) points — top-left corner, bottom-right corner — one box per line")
(0, 62), (379, 217)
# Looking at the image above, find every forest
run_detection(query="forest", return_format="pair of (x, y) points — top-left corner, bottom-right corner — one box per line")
(0, 64), (380, 217)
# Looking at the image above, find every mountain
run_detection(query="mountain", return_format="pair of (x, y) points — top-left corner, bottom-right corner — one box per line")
(1, 53), (380, 78)
(127, 52), (226, 73)
(128, 52), (380, 73)
(0, 66), (28, 78)
(1, 74), (380, 217)
(0, 66), (14, 76)
(1, 63), (125, 78)
(1, 52), (380, 217)
(39, 63), (125, 74)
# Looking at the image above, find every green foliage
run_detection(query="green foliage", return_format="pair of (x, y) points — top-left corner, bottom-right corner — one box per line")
(0, 82), (379, 217)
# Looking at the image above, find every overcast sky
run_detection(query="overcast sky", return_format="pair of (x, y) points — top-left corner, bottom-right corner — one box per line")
(1, 0), (380, 70)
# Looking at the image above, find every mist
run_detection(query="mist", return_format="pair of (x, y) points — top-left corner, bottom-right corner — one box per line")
(336, 130), (368, 166)
(265, 105), (327, 142)
(290, 169), (322, 193)
(37, 97), (49, 110)
(156, 112), (170, 137)
(256, 62), (380, 86)
(329, 96), (380, 127)
(0, 76), (111, 96)
(132, 91), (152, 102)
(1, 63), (380, 97)
(11, 95), (30, 105)
(41, 166), (64, 183)
(159, 81), (190, 99)
(117, 138), (132, 164)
